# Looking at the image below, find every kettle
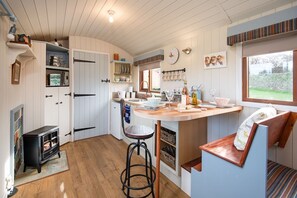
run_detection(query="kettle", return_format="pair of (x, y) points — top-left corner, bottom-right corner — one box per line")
(118, 91), (126, 99)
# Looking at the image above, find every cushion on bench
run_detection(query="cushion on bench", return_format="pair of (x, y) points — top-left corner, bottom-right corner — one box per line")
(267, 160), (297, 198)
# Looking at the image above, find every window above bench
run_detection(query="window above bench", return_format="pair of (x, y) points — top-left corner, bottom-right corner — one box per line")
(242, 35), (297, 106)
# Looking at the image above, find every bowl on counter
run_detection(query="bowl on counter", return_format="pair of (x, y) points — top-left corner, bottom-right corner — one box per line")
(214, 97), (230, 107)
(146, 97), (161, 107)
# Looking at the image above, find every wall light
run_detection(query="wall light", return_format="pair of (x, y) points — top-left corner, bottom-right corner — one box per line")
(7, 24), (16, 41)
(108, 10), (115, 23)
(182, 47), (192, 55)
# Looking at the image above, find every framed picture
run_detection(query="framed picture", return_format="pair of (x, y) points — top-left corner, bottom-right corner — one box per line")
(11, 60), (21, 84)
(204, 51), (227, 69)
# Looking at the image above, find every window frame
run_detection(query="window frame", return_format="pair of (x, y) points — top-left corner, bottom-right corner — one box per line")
(242, 50), (297, 106)
(139, 68), (161, 93)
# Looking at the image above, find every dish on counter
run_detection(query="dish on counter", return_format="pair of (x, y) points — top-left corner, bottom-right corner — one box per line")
(143, 102), (166, 110)
(216, 104), (235, 108)
(198, 103), (217, 108)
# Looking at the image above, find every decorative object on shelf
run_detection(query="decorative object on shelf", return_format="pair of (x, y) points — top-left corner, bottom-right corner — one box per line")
(14, 34), (31, 47)
(108, 10), (115, 23)
(49, 55), (63, 67)
(120, 58), (126, 61)
(162, 68), (186, 81)
(167, 48), (179, 65)
(11, 59), (21, 84)
(204, 51), (226, 69)
(7, 24), (16, 41)
(113, 53), (119, 60)
(182, 47), (192, 55)
(49, 73), (61, 86)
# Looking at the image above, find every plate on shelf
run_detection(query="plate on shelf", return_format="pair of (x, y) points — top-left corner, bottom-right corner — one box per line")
(198, 104), (216, 108)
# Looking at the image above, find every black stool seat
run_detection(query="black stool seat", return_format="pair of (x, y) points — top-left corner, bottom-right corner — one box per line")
(120, 99), (155, 198)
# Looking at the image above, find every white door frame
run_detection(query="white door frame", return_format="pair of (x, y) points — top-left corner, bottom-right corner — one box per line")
(70, 49), (111, 142)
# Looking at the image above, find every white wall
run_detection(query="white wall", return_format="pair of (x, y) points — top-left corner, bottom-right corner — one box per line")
(161, 26), (240, 142)
(159, 3), (297, 169)
(69, 36), (136, 93)
(0, 18), (45, 197)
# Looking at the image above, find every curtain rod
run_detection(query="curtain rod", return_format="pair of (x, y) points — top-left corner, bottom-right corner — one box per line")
(0, 0), (17, 22)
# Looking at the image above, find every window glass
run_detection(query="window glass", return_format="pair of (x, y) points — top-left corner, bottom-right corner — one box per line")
(247, 51), (293, 101)
(151, 68), (161, 92)
(143, 70), (149, 89)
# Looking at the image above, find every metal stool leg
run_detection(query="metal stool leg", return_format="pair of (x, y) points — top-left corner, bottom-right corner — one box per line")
(122, 143), (136, 191)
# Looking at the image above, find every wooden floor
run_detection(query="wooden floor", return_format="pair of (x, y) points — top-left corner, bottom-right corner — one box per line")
(15, 135), (189, 198)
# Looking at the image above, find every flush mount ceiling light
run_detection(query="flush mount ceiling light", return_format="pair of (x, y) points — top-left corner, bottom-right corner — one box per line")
(108, 10), (115, 23)
(182, 47), (192, 55)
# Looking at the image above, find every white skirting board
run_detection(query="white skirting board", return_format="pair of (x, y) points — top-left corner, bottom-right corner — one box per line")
(181, 168), (191, 196)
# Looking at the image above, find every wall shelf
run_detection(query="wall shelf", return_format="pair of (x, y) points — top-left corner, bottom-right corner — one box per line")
(7, 42), (36, 64)
(46, 65), (69, 71)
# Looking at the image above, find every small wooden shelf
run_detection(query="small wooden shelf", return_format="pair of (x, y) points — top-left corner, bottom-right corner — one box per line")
(181, 157), (202, 173)
(7, 42), (36, 64)
(46, 65), (69, 71)
(161, 138), (176, 148)
(46, 42), (68, 52)
(114, 73), (131, 75)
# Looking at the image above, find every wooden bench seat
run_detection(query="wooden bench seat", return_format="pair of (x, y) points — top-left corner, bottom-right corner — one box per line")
(191, 111), (297, 198)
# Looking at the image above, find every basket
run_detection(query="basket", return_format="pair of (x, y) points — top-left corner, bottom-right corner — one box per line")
(161, 150), (175, 168)
(161, 128), (176, 145)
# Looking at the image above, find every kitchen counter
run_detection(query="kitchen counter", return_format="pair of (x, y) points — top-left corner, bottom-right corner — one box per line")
(112, 98), (148, 106)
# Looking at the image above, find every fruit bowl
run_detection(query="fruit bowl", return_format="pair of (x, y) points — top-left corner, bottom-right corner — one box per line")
(146, 97), (161, 107)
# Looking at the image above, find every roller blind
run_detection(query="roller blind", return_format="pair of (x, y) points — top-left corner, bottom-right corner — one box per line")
(243, 34), (297, 57)
(139, 62), (160, 71)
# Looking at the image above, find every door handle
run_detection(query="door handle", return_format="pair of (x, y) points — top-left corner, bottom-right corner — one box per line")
(65, 93), (71, 96)
(101, 78), (110, 83)
(60, 102), (63, 104)
(56, 102), (59, 105)
(46, 95), (53, 98)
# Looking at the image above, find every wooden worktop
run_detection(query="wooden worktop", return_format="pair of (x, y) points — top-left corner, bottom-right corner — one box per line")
(134, 106), (243, 122)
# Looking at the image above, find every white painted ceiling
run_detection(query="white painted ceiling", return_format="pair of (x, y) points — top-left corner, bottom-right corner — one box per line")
(4, 0), (296, 55)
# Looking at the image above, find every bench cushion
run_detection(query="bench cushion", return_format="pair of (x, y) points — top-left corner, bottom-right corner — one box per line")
(267, 160), (297, 198)
(234, 107), (276, 150)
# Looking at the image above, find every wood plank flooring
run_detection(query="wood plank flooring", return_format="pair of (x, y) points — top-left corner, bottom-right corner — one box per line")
(15, 135), (189, 198)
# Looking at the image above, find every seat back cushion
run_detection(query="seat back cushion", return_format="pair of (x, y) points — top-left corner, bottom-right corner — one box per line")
(234, 106), (277, 150)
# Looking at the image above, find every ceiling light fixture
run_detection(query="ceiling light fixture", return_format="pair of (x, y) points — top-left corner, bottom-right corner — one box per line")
(108, 10), (115, 23)
(182, 47), (192, 55)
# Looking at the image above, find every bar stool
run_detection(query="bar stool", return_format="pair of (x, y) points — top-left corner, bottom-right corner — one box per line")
(119, 99), (155, 198)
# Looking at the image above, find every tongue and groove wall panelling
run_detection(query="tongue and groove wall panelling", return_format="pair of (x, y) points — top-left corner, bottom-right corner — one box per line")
(69, 36), (135, 93)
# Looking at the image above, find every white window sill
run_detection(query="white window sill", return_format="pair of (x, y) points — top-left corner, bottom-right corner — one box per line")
(237, 100), (297, 112)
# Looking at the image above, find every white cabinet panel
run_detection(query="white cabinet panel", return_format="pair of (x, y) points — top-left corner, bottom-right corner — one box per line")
(44, 87), (71, 145)
(110, 101), (122, 140)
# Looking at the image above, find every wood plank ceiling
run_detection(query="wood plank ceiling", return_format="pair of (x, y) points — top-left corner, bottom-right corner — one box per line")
(4, 0), (295, 55)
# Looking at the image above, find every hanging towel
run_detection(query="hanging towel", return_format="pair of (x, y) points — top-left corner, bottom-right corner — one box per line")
(125, 104), (131, 124)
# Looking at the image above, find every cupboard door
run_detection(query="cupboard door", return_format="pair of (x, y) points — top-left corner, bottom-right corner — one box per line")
(110, 101), (122, 140)
(44, 88), (59, 126)
(58, 87), (71, 145)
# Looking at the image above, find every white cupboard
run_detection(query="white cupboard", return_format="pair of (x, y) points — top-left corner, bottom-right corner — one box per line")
(44, 87), (71, 145)
(110, 101), (123, 140)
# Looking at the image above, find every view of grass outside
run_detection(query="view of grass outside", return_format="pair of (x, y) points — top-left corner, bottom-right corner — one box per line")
(249, 88), (292, 101)
(248, 51), (293, 102)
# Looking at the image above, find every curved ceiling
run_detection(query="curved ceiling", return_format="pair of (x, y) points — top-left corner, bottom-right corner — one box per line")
(4, 0), (295, 55)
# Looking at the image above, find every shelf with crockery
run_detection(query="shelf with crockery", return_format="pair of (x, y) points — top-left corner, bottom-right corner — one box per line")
(111, 61), (132, 83)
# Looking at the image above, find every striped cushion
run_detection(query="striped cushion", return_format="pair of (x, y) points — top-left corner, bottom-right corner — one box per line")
(267, 161), (297, 198)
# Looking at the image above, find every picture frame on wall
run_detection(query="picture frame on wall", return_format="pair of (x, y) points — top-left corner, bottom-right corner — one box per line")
(11, 60), (21, 84)
(204, 51), (227, 69)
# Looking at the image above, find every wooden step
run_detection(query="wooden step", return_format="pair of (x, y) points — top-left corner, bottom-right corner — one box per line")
(181, 157), (202, 173)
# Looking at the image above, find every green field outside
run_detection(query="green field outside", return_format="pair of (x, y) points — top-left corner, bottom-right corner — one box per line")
(249, 88), (292, 101)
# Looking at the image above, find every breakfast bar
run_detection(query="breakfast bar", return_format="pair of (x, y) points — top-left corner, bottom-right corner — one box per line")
(134, 106), (243, 198)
